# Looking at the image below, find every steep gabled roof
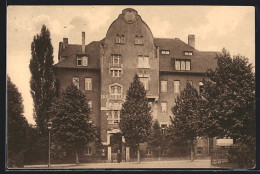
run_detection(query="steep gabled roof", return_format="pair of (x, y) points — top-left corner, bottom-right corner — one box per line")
(155, 38), (219, 73)
(53, 41), (101, 70)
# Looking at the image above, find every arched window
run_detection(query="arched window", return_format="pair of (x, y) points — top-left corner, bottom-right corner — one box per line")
(109, 84), (122, 100)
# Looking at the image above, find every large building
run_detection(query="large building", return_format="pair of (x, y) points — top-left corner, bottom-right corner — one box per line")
(54, 8), (218, 162)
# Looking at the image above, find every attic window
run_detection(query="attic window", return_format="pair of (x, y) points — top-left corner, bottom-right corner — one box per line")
(135, 35), (144, 45)
(161, 50), (170, 55)
(184, 51), (193, 56)
(116, 35), (125, 44)
(77, 56), (88, 66)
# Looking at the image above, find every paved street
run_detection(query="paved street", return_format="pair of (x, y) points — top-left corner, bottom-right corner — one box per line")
(23, 160), (217, 169)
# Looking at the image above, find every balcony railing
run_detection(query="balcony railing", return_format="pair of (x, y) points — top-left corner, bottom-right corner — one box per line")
(110, 94), (122, 100)
(109, 63), (123, 68)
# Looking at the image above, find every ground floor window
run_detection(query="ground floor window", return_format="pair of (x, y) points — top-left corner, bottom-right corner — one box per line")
(197, 147), (203, 155)
(161, 149), (167, 155)
(85, 146), (92, 155)
(146, 149), (152, 155)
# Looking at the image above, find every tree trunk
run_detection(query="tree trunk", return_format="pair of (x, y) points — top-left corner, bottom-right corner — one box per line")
(190, 140), (194, 162)
(137, 144), (141, 163)
(75, 149), (79, 166)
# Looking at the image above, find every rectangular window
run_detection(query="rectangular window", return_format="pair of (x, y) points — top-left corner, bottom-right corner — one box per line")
(174, 80), (180, 93)
(77, 56), (88, 66)
(199, 81), (204, 94)
(110, 85), (122, 100)
(161, 102), (167, 114)
(82, 56), (88, 66)
(77, 57), (82, 66)
(175, 59), (191, 71)
(88, 101), (92, 108)
(161, 149), (167, 155)
(85, 78), (92, 90)
(186, 60), (191, 70)
(161, 50), (170, 55)
(110, 70), (122, 77)
(85, 146), (92, 155)
(161, 81), (167, 92)
(175, 60), (181, 70)
(116, 35), (125, 44)
(146, 149), (152, 155)
(161, 124), (167, 134)
(138, 55), (150, 68)
(135, 35), (144, 45)
(73, 77), (79, 89)
(139, 77), (149, 90)
(184, 51), (193, 56)
(107, 110), (120, 124)
(181, 60), (186, 70)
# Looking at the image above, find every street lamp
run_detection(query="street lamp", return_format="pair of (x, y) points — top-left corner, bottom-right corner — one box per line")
(47, 121), (52, 168)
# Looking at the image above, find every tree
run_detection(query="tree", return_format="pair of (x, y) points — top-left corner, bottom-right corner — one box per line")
(7, 76), (28, 167)
(119, 74), (152, 163)
(148, 120), (163, 158)
(171, 82), (203, 161)
(50, 84), (97, 165)
(29, 25), (56, 133)
(202, 49), (255, 167)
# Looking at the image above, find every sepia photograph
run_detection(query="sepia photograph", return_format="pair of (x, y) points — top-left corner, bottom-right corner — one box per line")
(6, 5), (255, 169)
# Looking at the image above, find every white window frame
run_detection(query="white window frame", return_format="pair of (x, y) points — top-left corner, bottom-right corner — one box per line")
(109, 84), (122, 100)
(82, 56), (88, 66)
(161, 81), (168, 92)
(184, 51), (193, 56)
(88, 100), (92, 109)
(199, 81), (204, 94)
(146, 149), (152, 155)
(85, 78), (92, 90)
(73, 77), (79, 89)
(139, 77), (149, 90)
(161, 50), (170, 55)
(116, 35), (125, 44)
(175, 59), (191, 71)
(77, 57), (82, 66)
(135, 35), (144, 45)
(138, 55), (150, 69)
(85, 146), (92, 155)
(175, 60), (181, 70)
(107, 110), (120, 124)
(174, 80), (180, 93)
(110, 70), (122, 77)
(161, 102), (167, 114)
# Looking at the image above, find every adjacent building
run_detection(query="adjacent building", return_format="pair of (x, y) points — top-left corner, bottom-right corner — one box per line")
(53, 8), (218, 162)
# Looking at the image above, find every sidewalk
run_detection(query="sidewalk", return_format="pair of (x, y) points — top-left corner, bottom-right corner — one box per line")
(23, 159), (216, 169)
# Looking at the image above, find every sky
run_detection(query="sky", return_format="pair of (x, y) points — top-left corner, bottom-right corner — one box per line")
(7, 6), (255, 125)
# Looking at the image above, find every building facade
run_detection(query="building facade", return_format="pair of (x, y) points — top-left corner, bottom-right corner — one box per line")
(54, 8), (218, 162)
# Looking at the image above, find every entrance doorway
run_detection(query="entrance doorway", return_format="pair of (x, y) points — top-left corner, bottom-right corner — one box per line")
(110, 133), (123, 162)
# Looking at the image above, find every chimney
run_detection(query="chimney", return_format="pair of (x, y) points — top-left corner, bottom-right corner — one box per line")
(63, 38), (68, 49)
(188, 35), (195, 48)
(82, 32), (85, 53)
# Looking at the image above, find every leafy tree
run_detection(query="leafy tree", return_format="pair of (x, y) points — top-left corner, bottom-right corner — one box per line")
(202, 49), (255, 167)
(7, 76), (28, 167)
(29, 25), (56, 133)
(50, 84), (97, 165)
(171, 82), (203, 161)
(148, 120), (163, 157)
(119, 74), (152, 163)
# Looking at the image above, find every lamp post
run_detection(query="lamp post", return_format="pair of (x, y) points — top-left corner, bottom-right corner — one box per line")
(47, 121), (52, 168)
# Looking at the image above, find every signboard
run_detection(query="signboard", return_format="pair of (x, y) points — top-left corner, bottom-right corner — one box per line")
(216, 139), (233, 146)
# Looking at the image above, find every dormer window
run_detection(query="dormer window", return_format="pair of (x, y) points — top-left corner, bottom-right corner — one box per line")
(161, 50), (170, 55)
(184, 51), (193, 56)
(77, 56), (88, 66)
(116, 35), (125, 44)
(175, 59), (191, 70)
(135, 35), (144, 45)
